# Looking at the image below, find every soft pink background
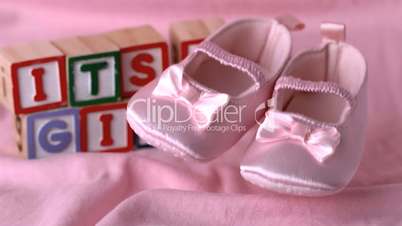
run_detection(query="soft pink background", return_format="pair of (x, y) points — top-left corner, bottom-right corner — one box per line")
(0, 0), (401, 225)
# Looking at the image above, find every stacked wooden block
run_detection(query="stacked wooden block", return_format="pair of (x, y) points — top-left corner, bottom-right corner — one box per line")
(170, 18), (225, 62)
(0, 18), (224, 159)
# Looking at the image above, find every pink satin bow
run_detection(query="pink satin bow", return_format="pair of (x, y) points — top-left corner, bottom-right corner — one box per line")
(152, 65), (230, 129)
(256, 110), (341, 163)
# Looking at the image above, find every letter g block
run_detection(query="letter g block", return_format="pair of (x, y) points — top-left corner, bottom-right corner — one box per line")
(26, 108), (80, 159)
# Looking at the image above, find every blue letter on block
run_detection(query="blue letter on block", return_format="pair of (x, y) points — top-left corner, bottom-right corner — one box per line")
(27, 108), (80, 159)
(38, 120), (72, 153)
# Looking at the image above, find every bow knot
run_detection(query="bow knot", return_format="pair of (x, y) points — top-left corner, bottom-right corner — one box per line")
(290, 123), (312, 142)
(257, 110), (341, 163)
(152, 65), (230, 129)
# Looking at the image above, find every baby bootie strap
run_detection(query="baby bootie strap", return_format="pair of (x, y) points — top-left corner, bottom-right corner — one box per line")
(193, 40), (267, 89)
(274, 76), (355, 107)
(320, 22), (346, 43)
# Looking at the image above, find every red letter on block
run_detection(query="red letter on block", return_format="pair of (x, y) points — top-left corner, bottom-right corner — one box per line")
(99, 114), (114, 146)
(31, 68), (47, 102)
(80, 102), (133, 153)
(129, 53), (156, 87)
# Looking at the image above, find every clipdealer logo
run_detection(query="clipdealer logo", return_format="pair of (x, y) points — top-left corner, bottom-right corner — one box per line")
(130, 97), (269, 133)
(130, 97), (252, 133)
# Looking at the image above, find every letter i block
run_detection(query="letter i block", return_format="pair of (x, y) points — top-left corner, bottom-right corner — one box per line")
(169, 18), (225, 62)
(105, 25), (169, 98)
(80, 103), (133, 153)
(52, 35), (120, 106)
(19, 108), (80, 159)
(0, 41), (67, 114)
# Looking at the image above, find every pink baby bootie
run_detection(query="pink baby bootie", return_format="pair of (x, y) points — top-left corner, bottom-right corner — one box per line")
(241, 23), (368, 196)
(127, 17), (303, 160)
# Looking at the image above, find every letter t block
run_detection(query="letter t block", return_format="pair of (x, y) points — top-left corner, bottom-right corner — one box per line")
(52, 35), (121, 106)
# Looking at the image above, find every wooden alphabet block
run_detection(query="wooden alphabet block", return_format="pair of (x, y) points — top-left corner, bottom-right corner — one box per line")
(134, 134), (152, 149)
(169, 18), (224, 62)
(105, 25), (169, 98)
(52, 35), (121, 107)
(0, 41), (67, 114)
(80, 102), (133, 153)
(18, 108), (80, 159)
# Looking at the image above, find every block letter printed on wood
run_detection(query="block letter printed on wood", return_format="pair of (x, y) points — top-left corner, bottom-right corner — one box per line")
(52, 35), (121, 107)
(105, 25), (169, 98)
(80, 102), (133, 153)
(19, 108), (80, 159)
(169, 18), (225, 62)
(0, 41), (67, 114)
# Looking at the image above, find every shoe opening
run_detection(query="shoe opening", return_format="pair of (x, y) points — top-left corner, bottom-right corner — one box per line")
(184, 19), (292, 97)
(276, 42), (366, 125)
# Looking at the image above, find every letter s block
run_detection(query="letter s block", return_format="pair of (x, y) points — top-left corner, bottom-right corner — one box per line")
(80, 102), (133, 153)
(0, 41), (67, 114)
(170, 18), (224, 62)
(21, 108), (80, 159)
(105, 25), (169, 98)
(52, 35), (121, 107)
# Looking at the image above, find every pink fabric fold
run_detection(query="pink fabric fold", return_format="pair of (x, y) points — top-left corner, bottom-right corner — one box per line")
(0, 0), (401, 225)
(97, 188), (402, 226)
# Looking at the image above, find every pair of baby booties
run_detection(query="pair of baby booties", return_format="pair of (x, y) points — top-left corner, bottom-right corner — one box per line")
(127, 16), (367, 197)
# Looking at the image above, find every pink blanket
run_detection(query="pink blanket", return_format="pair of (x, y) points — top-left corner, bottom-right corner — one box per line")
(1, 1), (402, 225)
